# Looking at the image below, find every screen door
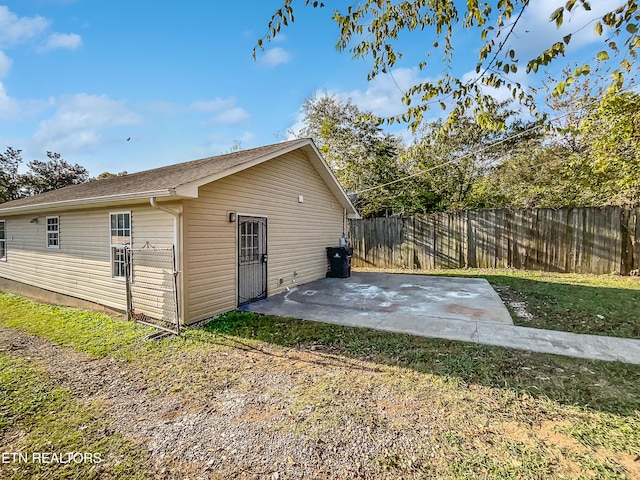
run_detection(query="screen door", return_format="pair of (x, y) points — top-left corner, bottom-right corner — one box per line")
(237, 216), (267, 305)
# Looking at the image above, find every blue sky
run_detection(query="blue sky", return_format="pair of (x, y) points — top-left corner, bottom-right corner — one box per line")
(0, 0), (621, 176)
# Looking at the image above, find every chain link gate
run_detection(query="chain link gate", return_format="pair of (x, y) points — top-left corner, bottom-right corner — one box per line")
(125, 243), (180, 334)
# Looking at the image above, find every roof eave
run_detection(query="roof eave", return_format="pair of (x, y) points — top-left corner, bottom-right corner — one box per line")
(173, 138), (360, 217)
(174, 138), (312, 197)
(0, 189), (180, 215)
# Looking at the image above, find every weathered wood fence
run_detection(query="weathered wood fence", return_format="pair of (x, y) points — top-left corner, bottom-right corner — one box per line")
(349, 207), (640, 275)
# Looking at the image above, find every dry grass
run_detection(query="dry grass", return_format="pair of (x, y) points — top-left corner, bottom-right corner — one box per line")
(1, 286), (640, 478)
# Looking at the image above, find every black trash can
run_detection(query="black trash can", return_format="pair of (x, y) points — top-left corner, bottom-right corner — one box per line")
(326, 246), (353, 278)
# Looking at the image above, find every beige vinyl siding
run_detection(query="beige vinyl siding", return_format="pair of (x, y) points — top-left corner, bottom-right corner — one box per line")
(0, 205), (175, 312)
(127, 248), (178, 323)
(183, 149), (344, 323)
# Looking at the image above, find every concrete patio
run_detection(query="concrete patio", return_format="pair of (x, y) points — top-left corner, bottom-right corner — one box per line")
(242, 272), (640, 364)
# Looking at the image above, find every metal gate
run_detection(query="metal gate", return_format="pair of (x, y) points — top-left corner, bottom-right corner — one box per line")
(238, 216), (267, 306)
(125, 243), (180, 334)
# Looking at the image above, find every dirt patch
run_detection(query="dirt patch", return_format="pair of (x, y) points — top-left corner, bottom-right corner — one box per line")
(493, 285), (535, 321)
(0, 328), (437, 478)
(1, 326), (637, 479)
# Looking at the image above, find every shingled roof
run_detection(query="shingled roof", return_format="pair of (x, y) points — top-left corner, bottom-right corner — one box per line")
(0, 139), (358, 216)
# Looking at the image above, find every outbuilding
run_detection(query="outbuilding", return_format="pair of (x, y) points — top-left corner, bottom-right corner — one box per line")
(0, 139), (359, 329)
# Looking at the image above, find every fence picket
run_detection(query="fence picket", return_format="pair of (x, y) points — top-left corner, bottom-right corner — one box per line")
(349, 207), (639, 275)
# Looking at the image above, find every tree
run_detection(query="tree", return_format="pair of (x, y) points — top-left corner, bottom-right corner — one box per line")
(0, 147), (23, 203)
(91, 171), (128, 181)
(21, 152), (89, 196)
(297, 94), (417, 215)
(407, 99), (543, 210)
(468, 90), (640, 209)
(579, 91), (640, 205)
(258, 1), (639, 129)
(470, 146), (594, 208)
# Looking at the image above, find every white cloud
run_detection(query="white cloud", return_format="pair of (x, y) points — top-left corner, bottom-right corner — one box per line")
(0, 6), (50, 48)
(204, 131), (256, 155)
(0, 82), (52, 122)
(190, 97), (251, 125)
(41, 32), (82, 52)
(338, 67), (435, 118)
(285, 68), (433, 138)
(0, 82), (20, 120)
(190, 97), (236, 113)
(460, 67), (531, 105)
(511, 0), (619, 59)
(259, 47), (291, 68)
(0, 51), (12, 78)
(212, 107), (250, 125)
(33, 94), (142, 153)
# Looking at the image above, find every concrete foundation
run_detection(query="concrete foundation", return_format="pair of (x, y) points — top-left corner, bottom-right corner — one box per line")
(0, 276), (125, 318)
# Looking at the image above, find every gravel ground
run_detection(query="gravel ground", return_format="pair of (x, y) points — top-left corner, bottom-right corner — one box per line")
(3, 325), (638, 479)
(0, 328), (442, 479)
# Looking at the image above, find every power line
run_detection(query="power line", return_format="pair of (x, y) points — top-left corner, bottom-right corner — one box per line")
(354, 125), (542, 194)
(353, 80), (639, 195)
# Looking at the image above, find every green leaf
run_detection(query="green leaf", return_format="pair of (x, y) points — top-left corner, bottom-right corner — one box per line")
(597, 50), (610, 60)
(550, 7), (564, 27)
(550, 7), (564, 21)
(573, 64), (591, 76)
(553, 81), (566, 96)
(595, 21), (603, 35)
(626, 23), (638, 34)
(563, 34), (572, 44)
(611, 69), (623, 86)
(621, 58), (631, 71)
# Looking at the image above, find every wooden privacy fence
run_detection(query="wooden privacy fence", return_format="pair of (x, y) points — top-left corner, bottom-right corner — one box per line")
(349, 207), (640, 275)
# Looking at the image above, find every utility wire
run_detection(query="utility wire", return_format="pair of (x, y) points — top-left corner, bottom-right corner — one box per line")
(353, 80), (640, 195)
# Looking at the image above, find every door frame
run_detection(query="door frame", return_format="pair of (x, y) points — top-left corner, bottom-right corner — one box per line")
(236, 213), (268, 306)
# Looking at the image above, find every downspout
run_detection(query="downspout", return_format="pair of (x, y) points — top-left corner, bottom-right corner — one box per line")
(150, 197), (180, 246)
(149, 197), (183, 327)
(343, 208), (347, 237)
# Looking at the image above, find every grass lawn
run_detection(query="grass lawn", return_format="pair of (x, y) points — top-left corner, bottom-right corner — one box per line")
(1, 268), (640, 478)
(0, 353), (149, 480)
(357, 267), (640, 339)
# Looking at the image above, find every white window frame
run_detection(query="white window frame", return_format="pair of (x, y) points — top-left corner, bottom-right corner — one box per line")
(0, 220), (6, 261)
(46, 216), (60, 249)
(109, 212), (131, 278)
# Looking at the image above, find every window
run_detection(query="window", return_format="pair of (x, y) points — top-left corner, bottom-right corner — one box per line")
(0, 221), (5, 260)
(110, 212), (131, 278)
(239, 220), (260, 263)
(47, 216), (59, 248)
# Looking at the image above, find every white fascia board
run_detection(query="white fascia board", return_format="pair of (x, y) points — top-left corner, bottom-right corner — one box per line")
(0, 189), (178, 216)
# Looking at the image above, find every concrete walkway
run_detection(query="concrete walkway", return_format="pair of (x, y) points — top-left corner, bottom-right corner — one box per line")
(243, 272), (640, 365)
